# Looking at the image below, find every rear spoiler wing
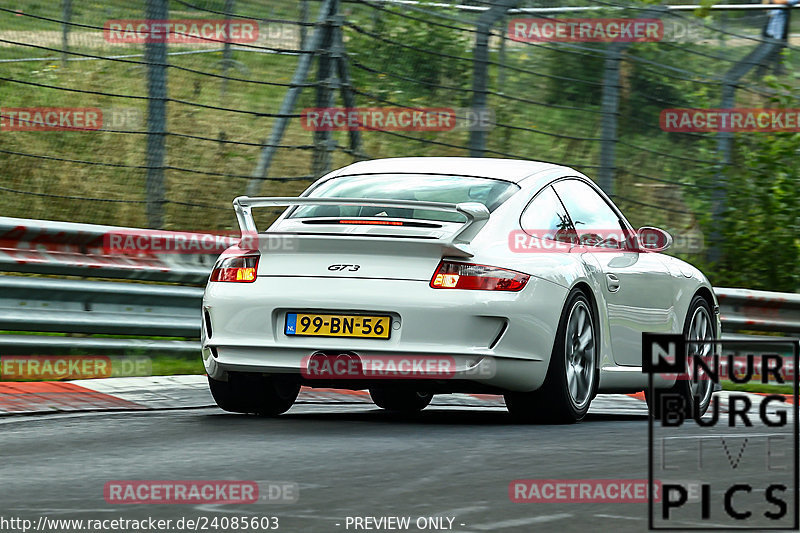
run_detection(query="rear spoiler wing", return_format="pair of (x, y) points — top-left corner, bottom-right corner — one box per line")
(232, 196), (490, 253)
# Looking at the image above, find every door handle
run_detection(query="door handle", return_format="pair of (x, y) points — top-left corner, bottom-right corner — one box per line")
(606, 273), (620, 292)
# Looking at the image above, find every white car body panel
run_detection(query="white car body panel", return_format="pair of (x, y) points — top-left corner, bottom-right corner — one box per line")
(202, 157), (720, 395)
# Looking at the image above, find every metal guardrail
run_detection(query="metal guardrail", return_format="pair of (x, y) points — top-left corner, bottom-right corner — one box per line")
(716, 287), (800, 335)
(0, 216), (221, 354)
(0, 216), (218, 283)
(0, 216), (797, 355)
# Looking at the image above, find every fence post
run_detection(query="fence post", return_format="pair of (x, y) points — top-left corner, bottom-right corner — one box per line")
(300, 0), (309, 50)
(145, 0), (168, 229)
(61, 0), (71, 68)
(708, 39), (783, 262)
(247, 0), (336, 196)
(333, 16), (364, 160)
(497, 16), (507, 93)
(469, 0), (518, 157)
(598, 43), (626, 197)
(312, 4), (337, 178)
(709, 82), (735, 263)
(467, 9), (493, 158)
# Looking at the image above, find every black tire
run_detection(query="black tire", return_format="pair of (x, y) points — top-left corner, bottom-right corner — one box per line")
(208, 373), (300, 416)
(646, 295), (715, 420)
(369, 388), (433, 412)
(505, 289), (599, 424)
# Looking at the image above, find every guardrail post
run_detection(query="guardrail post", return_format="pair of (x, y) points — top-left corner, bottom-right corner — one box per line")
(145, 0), (168, 229)
(468, 0), (518, 157)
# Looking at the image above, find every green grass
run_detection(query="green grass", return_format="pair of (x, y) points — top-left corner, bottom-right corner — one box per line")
(150, 353), (205, 376)
(722, 380), (796, 395)
(0, 353), (204, 381)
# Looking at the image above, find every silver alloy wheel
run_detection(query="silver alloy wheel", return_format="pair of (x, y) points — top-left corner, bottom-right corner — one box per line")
(687, 306), (714, 408)
(565, 300), (595, 410)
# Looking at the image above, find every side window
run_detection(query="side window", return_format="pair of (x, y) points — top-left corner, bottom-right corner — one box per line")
(552, 179), (627, 249)
(520, 186), (575, 243)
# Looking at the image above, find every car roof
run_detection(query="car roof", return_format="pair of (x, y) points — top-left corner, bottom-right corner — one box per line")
(332, 157), (576, 185)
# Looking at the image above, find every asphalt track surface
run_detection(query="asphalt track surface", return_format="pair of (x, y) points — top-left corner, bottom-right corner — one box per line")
(1, 394), (796, 533)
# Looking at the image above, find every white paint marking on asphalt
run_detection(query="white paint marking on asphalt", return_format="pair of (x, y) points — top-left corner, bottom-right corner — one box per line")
(193, 504), (269, 515)
(468, 513), (572, 530)
(434, 505), (490, 517)
(72, 374), (208, 393)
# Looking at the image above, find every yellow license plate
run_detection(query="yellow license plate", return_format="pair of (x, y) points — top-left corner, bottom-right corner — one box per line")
(285, 313), (391, 339)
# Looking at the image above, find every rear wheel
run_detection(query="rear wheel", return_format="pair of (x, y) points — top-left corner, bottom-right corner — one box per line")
(505, 290), (598, 424)
(209, 373), (300, 416)
(369, 388), (433, 412)
(646, 295), (715, 420)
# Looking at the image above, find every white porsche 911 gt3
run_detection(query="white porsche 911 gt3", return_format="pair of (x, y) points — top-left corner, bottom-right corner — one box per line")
(202, 157), (720, 423)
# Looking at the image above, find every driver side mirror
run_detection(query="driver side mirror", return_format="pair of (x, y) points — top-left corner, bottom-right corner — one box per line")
(637, 226), (672, 252)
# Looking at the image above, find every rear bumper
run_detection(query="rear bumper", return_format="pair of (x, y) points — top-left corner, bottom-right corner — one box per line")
(202, 275), (568, 392)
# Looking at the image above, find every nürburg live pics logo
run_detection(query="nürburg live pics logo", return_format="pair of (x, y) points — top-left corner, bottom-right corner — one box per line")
(643, 332), (799, 530)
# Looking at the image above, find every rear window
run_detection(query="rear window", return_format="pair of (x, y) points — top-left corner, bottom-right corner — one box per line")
(289, 174), (519, 223)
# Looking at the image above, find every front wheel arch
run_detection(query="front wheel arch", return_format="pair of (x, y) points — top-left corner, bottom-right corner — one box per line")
(693, 286), (716, 319)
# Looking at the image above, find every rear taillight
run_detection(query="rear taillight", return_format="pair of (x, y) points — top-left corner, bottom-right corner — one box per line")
(210, 254), (259, 282)
(430, 261), (529, 292)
